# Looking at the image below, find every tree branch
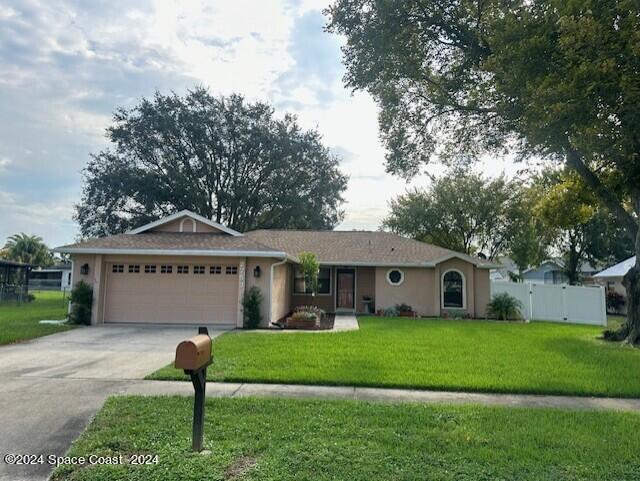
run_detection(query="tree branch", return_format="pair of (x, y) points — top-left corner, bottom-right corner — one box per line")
(565, 148), (638, 240)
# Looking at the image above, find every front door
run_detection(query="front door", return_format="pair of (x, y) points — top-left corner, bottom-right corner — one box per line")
(336, 268), (355, 309)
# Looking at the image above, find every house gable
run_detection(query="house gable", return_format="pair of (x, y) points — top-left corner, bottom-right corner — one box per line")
(126, 210), (242, 236)
(149, 216), (226, 234)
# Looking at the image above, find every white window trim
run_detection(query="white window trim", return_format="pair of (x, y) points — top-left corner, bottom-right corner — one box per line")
(386, 268), (405, 286)
(441, 268), (466, 310)
(179, 217), (197, 232)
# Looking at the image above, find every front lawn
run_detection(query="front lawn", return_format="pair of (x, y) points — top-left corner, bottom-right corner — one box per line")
(608, 315), (627, 331)
(150, 317), (640, 398)
(52, 396), (640, 481)
(0, 290), (72, 345)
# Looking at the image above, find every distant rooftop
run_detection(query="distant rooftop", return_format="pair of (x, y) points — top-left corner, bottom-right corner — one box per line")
(594, 256), (636, 278)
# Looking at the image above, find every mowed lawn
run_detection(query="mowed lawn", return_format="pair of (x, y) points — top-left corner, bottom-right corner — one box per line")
(0, 290), (72, 345)
(52, 396), (640, 481)
(150, 317), (640, 398)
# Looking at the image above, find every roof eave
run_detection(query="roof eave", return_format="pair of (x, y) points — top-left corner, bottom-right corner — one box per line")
(126, 210), (243, 237)
(52, 247), (287, 258)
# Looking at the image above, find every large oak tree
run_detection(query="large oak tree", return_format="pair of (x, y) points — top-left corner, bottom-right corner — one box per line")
(382, 171), (523, 260)
(76, 88), (348, 237)
(327, 0), (640, 344)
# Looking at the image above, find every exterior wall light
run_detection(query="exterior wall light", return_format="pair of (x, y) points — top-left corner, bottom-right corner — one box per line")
(253, 266), (261, 278)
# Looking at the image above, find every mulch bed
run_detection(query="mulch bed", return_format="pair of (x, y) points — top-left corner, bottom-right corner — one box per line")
(273, 313), (335, 330)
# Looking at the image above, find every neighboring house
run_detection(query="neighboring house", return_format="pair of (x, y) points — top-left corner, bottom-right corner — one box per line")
(29, 262), (72, 291)
(520, 259), (598, 285)
(490, 256), (520, 282)
(593, 256), (636, 314)
(54, 210), (495, 327)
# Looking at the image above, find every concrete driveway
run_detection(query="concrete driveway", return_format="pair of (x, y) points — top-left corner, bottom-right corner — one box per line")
(0, 325), (224, 481)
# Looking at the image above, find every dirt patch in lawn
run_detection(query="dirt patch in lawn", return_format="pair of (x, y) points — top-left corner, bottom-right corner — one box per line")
(224, 455), (257, 480)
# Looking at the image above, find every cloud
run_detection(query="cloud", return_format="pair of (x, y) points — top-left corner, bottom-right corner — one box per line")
(0, 0), (442, 247)
(271, 9), (345, 109)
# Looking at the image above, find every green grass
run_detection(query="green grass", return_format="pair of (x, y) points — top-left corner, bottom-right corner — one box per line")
(0, 290), (72, 345)
(52, 395), (640, 481)
(608, 315), (627, 331)
(149, 317), (640, 398)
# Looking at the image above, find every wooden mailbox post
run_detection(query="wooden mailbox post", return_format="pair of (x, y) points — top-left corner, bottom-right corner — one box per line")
(175, 327), (212, 452)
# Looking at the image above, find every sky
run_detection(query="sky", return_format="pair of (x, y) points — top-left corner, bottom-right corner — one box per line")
(0, 0), (521, 248)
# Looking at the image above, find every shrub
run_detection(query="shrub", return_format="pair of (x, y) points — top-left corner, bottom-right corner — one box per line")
(381, 306), (399, 317)
(395, 303), (413, 313)
(486, 293), (523, 321)
(442, 309), (470, 319)
(606, 291), (626, 314)
(242, 286), (263, 329)
(294, 305), (325, 321)
(69, 281), (93, 325)
(290, 311), (317, 322)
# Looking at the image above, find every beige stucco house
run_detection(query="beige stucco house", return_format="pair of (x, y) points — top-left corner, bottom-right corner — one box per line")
(55, 210), (495, 327)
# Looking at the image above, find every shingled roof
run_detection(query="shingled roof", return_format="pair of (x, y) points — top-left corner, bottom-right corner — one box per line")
(245, 230), (493, 267)
(55, 227), (494, 267)
(55, 232), (285, 257)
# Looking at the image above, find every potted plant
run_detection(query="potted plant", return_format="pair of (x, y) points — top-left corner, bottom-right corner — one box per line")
(395, 303), (415, 317)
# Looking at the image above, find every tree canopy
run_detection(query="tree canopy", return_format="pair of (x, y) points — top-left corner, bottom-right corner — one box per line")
(533, 170), (633, 284)
(76, 88), (348, 237)
(382, 171), (521, 260)
(327, 0), (640, 343)
(3, 233), (53, 267)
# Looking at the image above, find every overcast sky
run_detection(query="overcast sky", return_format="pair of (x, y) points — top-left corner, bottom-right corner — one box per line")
(0, 0), (521, 248)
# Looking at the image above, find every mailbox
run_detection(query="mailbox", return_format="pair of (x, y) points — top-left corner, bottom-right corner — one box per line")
(174, 334), (212, 371)
(175, 327), (212, 452)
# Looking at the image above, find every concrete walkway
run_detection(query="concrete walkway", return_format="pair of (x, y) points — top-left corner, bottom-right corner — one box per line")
(332, 313), (359, 331)
(123, 380), (640, 412)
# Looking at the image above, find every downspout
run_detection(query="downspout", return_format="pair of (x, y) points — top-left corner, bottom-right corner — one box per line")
(269, 257), (288, 326)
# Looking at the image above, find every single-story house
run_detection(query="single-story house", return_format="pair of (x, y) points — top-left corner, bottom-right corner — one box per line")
(54, 210), (495, 327)
(593, 256), (636, 314)
(490, 256), (520, 282)
(29, 262), (72, 291)
(521, 259), (598, 285)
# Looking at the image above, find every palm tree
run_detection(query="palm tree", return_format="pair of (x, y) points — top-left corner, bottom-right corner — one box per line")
(3, 233), (53, 267)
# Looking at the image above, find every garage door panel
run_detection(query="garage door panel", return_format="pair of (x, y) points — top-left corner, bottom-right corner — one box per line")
(104, 263), (239, 324)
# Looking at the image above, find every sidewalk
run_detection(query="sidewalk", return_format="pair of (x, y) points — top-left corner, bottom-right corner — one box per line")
(122, 380), (640, 412)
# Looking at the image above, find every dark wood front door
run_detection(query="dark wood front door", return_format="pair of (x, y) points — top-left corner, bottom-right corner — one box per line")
(337, 269), (355, 309)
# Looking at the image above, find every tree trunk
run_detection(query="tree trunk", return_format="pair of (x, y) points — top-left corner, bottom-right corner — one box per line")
(622, 261), (640, 345)
(619, 217), (640, 344)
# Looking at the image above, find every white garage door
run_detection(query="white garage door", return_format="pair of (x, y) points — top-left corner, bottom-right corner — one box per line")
(104, 262), (239, 325)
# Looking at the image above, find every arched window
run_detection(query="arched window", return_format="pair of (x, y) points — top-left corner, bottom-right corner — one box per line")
(442, 270), (465, 309)
(179, 217), (197, 232)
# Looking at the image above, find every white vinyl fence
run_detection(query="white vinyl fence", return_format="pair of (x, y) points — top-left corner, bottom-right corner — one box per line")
(490, 281), (607, 326)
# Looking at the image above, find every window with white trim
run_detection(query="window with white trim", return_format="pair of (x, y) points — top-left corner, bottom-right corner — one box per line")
(112, 264), (124, 273)
(128, 264), (140, 273)
(160, 265), (172, 274)
(386, 269), (404, 286)
(194, 266), (205, 274)
(210, 266), (222, 275)
(226, 265), (238, 275)
(144, 265), (156, 274)
(177, 265), (189, 274)
(442, 270), (464, 308)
